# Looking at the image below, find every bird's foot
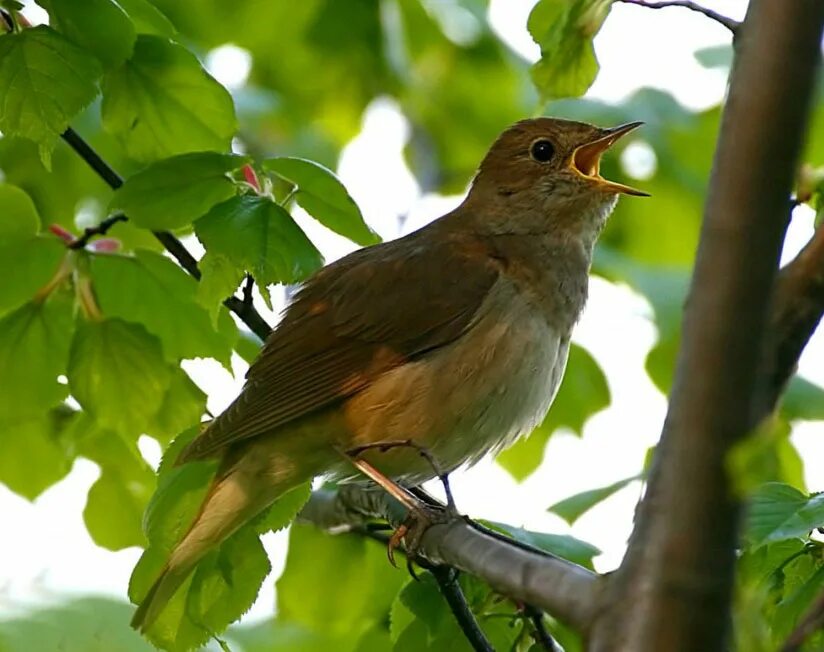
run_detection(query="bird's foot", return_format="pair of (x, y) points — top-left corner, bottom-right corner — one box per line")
(387, 499), (452, 568)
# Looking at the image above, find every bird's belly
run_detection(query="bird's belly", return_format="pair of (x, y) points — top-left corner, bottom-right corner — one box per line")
(336, 285), (569, 485)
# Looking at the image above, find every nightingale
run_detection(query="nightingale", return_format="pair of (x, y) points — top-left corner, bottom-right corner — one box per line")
(131, 117), (646, 631)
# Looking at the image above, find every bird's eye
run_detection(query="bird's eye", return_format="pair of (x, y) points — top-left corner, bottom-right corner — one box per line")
(530, 139), (555, 163)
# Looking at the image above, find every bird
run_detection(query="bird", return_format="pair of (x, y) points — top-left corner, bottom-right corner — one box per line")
(130, 117), (646, 632)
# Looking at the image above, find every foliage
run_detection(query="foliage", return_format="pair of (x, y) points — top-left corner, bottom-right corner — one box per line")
(1, 0), (824, 650)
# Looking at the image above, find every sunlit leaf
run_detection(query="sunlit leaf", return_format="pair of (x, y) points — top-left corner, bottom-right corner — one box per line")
(486, 521), (601, 569)
(195, 195), (323, 301)
(196, 252), (245, 324)
(110, 152), (249, 230)
(37, 0), (136, 68)
(89, 250), (236, 366)
(68, 318), (174, 435)
(101, 35), (236, 162)
(116, 0), (177, 36)
(0, 293), (73, 422)
(782, 376), (824, 422)
(0, 182), (40, 239)
(528, 0), (613, 100)
(146, 366), (207, 445)
(0, 407), (76, 500)
(264, 157), (378, 245)
(0, 26), (101, 164)
(254, 482), (312, 534)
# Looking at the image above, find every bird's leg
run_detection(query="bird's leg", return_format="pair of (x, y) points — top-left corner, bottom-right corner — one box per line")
(341, 441), (457, 567)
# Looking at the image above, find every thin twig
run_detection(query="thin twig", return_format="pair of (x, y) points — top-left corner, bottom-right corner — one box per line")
(525, 605), (561, 651)
(58, 127), (272, 341)
(358, 527), (495, 652)
(68, 213), (128, 250)
(242, 274), (254, 307)
(615, 0), (739, 33)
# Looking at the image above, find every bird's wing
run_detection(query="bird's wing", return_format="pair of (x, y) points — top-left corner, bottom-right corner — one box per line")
(177, 232), (500, 463)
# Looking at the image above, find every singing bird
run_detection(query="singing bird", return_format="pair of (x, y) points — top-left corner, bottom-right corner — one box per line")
(131, 117), (646, 630)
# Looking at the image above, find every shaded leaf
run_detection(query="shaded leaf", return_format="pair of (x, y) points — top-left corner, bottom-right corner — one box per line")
(0, 26), (101, 163)
(264, 157), (378, 245)
(89, 250), (236, 366)
(195, 195), (323, 299)
(254, 482), (312, 534)
(549, 475), (640, 525)
(747, 483), (824, 548)
(109, 152), (249, 230)
(37, 0), (136, 69)
(782, 376), (824, 422)
(528, 0), (613, 101)
(497, 344), (609, 481)
(728, 418), (806, 496)
(277, 523), (406, 639)
(486, 521), (600, 569)
(101, 35), (236, 162)
(68, 318), (174, 435)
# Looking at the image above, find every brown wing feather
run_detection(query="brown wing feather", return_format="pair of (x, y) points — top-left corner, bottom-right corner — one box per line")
(176, 229), (499, 463)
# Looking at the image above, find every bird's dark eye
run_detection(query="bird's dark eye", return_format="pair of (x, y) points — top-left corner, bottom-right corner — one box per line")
(530, 139), (555, 163)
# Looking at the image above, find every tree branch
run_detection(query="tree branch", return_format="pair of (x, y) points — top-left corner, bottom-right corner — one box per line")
(615, 0), (739, 33)
(59, 127), (272, 341)
(430, 565), (495, 652)
(298, 487), (601, 633)
(589, 2), (824, 650)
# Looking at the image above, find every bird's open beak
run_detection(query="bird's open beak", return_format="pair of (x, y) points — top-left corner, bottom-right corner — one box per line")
(569, 121), (649, 197)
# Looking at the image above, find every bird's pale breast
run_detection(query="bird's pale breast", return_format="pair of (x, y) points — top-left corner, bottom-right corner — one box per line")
(334, 277), (568, 484)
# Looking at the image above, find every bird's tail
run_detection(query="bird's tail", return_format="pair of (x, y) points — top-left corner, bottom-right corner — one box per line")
(130, 461), (287, 632)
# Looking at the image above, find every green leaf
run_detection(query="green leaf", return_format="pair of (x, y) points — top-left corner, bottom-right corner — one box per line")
(486, 522), (601, 569)
(528, 0), (613, 101)
(89, 250), (236, 366)
(549, 475), (640, 525)
(68, 318), (174, 435)
(277, 523), (406, 639)
(497, 344), (610, 481)
(728, 418), (806, 496)
(0, 26), (102, 164)
(37, 0), (136, 69)
(254, 482), (312, 534)
(747, 483), (824, 548)
(101, 35), (237, 162)
(0, 293), (73, 422)
(0, 236), (66, 318)
(782, 376), (824, 421)
(146, 366), (207, 445)
(196, 252), (245, 324)
(234, 329), (263, 366)
(0, 597), (154, 652)
(109, 152), (250, 231)
(195, 195), (323, 297)
(131, 526), (271, 651)
(0, 183), (40, 239)
(264, 157), (378, 245)
(0, 408), (76, 500)
(84, 458), (155, 550)
(115, 0), (177, 36)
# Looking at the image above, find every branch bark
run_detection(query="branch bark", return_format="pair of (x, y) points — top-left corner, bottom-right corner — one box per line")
(298, 487), (601, 633)
(588, 2), (824, 650)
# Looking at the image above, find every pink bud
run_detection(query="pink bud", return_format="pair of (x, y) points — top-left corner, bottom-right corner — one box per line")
(48, 224), (75, 243)
(242, 164), (260, 191)
(90, 238), (121, 253)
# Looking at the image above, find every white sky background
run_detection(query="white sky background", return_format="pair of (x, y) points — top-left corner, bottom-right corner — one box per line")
(5, 0), (824, 631)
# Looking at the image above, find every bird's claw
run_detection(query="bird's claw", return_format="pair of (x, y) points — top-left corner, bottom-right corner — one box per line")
(386, 501), (453, 568)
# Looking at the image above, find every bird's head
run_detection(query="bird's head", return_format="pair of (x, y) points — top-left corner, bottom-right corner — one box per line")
(464, 117), (647, 240)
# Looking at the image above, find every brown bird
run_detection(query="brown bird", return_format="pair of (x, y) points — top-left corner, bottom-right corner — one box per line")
(131, 117), (646, 631)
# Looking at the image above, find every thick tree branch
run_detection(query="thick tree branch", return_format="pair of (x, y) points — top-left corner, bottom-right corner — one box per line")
(299, 487), (601, 633)
(59, 128), (273, 341)
(615, 0), (739, 34)
(589, 2), (824, 650)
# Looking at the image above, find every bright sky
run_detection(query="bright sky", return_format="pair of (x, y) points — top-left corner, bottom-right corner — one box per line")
(6, 0), (824, 634)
